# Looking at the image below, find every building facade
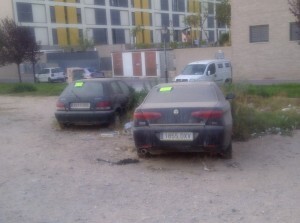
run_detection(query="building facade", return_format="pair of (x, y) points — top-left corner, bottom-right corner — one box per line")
(7, 0), (227, 48)
(231, 0), (300, 80)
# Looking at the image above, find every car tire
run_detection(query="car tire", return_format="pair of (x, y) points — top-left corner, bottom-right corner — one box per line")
(137, 148), (150, 158)
(108, 112), (122, 130)
(48, 78), (52, 83)
(58, 122), (67, 129)
(221, 142), (232, 159)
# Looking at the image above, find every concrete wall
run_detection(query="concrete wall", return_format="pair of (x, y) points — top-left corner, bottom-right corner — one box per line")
(231, 0), (300, 80)
(0, 64), (18, 81)
(0, 0), (13, 19)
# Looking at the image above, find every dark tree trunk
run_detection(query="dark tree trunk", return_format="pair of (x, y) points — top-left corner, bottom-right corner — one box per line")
(32, 62), (36, 83)
(17, 63), (22, 83)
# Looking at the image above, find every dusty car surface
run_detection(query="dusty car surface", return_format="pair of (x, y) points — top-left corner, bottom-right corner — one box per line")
(133, 81), (234, 158)
(55, 78), (131, 128)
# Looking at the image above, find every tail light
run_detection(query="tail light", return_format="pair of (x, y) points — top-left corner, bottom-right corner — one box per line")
(191, 110), (223, 125)
(96, 101), (112, 110)
(56, 101), (66, 111)
(133, 111), (162, 127)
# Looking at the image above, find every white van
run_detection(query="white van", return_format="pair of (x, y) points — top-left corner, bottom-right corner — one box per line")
(36, 67), (66, 83)
(174, 59), (232, 84)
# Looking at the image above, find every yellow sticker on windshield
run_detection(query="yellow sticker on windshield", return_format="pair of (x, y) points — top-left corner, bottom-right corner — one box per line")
(159, 86), (173, 92)
(75, 82), (84, 87)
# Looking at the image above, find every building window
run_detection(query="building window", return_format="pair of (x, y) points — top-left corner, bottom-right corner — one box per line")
(250, 25), (269, 43)
(79, 29), (83, 40)
(95, 0), (105, 5)
(93, 28), (107, 44)
(208, 30), (215, 43)
(50, 6), (56, 23)
(16, 3), (33, 22)
(290, 22), (300, 41)
(161, 13), (169, 27)
(52, 29), (58, 45)
(208, 2), (214, 14)
(110, 0), (128, 7)
(172, 14), (180, 27)
(172, 0), (185, 12)
(111, 10), (121, 25)
(173, 30), (180, 41)
(207, 16), (215, 28)
(77, 8), (82, 24)
(112, 29), (125, 44)
(161, 1), (169, 11)
(95, 9), (107, 25)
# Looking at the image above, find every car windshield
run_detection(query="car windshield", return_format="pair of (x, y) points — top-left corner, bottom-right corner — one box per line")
(145, 84), (218, 103)
(61, 81), (104, 97)
(181, 64), (207, 75)
(39, 69), (49, 74)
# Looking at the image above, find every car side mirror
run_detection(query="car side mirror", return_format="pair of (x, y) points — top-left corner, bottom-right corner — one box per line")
(225, 93), (235, 100)
(207, 70), (211, 76)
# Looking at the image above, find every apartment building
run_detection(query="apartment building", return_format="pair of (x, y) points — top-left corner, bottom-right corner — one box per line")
(6, 0), (226, 48)
(231, 0), (300, 80)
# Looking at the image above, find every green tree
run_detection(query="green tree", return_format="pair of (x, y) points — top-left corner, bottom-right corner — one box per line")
(183, 9), (208, 46)
(288, 0), (300, 27)
(0, 18), (40, 83)
(78, 37), (94, 51)
(131, 25), (144, 46)
(216, 0), (231, 28)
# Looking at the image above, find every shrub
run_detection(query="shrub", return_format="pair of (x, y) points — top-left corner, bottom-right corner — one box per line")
(11, 83), (37, 93)
(219, 32), (230, 46)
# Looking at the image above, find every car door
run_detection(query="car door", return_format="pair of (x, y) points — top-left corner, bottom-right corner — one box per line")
(206, 63), (216, 82)
(110, 81), (127, 111)
(38, 69), (49, 82)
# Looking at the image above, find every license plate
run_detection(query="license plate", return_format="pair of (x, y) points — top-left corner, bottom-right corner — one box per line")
(160, 132), (193, 141)
(70, 103), (90, 109)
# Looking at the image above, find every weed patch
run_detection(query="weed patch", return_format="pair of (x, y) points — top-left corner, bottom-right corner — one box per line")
(10, 83), (37, 93)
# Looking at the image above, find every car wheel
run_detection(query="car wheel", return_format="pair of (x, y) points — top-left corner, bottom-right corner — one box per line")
(58, 122), (67, 129)
(137, 148), (150, 158)
(108, 112), (122, 130)
(48, 78), (52, 83)
(221, 142), (232, 159)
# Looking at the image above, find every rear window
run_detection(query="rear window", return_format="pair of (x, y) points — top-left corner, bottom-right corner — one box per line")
(52, 68), (63, 73)
(61, 81), (104, 97)
(225, 63), (231, 68)
(145, 84), (218, 103)
(39, 69), (50, 74)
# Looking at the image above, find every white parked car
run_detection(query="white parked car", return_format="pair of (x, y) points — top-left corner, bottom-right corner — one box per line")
(83, 67), (105, 79)
(174, 59), (232, 84)
(36, 67), (66, 83)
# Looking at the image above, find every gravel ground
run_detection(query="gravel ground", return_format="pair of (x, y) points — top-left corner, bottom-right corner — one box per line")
(1, 96), (300, 223)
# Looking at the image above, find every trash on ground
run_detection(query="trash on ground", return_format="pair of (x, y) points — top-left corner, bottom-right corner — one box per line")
(100, 131), (120, 137)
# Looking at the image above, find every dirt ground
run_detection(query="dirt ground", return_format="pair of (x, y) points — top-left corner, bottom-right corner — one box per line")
(1, 96), (300, 223)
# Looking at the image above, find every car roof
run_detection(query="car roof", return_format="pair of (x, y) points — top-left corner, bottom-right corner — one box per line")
(44, 67), (61, 69)
(156, 81), (217, 88)
(188, 59), (230, 65)
(72, 78), (124, 83)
